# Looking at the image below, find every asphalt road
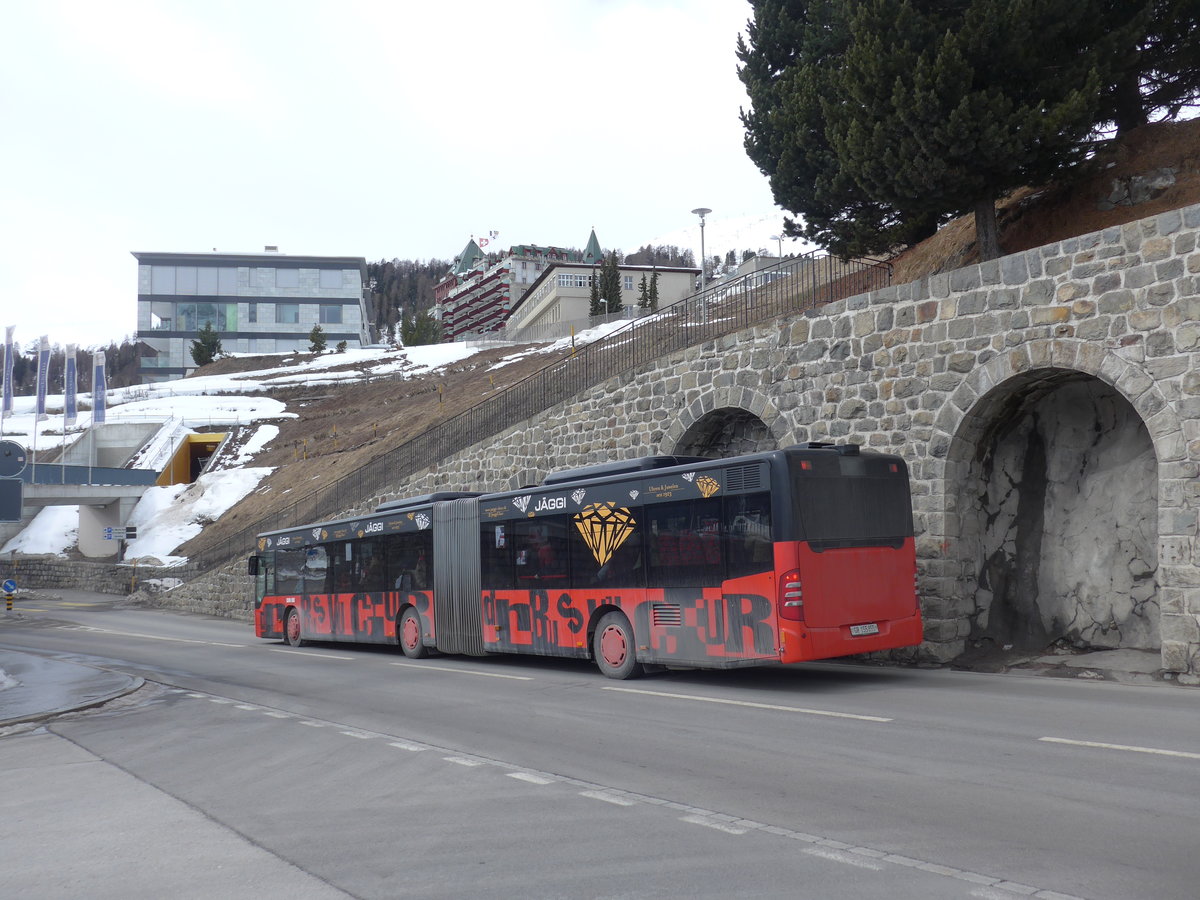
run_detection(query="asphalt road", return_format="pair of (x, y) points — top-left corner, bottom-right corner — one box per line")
(2, 593), (1198, 899)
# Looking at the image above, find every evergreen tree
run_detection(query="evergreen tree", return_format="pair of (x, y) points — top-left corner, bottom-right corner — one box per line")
(190, 321), (222, 367)
(739, 0), (935, 257)
(648, 272), (660, 313)
(588, 269), (603, 316)
(637, 273), (650, 309)
(1100, 1), (1200, 133)
(308, 324), (327, 353)
(739, 0), (1126, 260)
(401, 310), (444, 346)
(600, 251), (623, 315)
(830, 0), (1113, 260)
(336, 340), (347, 353)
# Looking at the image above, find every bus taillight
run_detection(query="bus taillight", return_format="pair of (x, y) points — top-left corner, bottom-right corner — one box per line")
(779, 569), (804, 621)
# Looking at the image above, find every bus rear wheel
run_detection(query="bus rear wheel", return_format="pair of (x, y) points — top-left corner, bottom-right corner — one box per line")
(398, 607), (429, 659)
(593, 611), (643, 680)
(285, 608), (306, 648)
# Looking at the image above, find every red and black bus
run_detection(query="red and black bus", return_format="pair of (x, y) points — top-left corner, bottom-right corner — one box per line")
(250, 443), (923, 678)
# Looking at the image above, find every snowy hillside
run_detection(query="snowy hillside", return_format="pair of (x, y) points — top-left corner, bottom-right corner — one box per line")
(1, 322), (631, 564)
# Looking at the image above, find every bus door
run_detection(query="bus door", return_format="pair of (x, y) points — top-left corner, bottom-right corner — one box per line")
(432, 497), (486, 656)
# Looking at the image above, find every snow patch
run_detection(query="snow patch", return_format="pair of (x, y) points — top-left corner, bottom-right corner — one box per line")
(122, 468), (272, 564)
(1, 506), (79, 556)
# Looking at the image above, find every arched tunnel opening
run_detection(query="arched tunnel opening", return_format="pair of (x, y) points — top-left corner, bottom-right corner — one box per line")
(951, 371), (1159, 660)
(674, 408), (776, 458)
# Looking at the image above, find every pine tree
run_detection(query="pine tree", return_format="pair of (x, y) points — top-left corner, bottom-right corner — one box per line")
(600, 251), (623, 315)
(648, 272), (660, 313)
(1099, 1), (1200, 133)
(738, 0), (933, 257)
(589, 269), (603, 317)
(309, 324), (327, 353)
(401, 310), (443, 346)
(190, 321), (222, 367)
(739, 0), (1126, 260)
(637, 274), (650, 309)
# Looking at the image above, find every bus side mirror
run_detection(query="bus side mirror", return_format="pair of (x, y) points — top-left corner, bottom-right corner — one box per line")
(247, 556), (259, 576)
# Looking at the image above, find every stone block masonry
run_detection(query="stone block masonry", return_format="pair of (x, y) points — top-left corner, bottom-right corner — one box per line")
(58, 202), (1200, 677)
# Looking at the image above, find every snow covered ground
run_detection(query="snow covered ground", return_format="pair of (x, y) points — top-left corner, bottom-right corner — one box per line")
(1, 326), (625, 563)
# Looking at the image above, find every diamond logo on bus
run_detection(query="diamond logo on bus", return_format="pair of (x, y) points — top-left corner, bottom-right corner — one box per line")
(513, 496), (530, 513)
(571, 489), (586, 506)
(628, 489), (639, 499)
(696, 475), (720, 498)
(415, 513), (431, 530)
(682, 472), (696, 482)
(312, 528), (322, 539)
(574, 502), (635, 566)
(258, 538), (267, 551)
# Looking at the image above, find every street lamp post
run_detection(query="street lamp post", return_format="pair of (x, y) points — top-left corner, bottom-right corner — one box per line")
(691, 207), (711, 295)
(769, 234), (783, 258)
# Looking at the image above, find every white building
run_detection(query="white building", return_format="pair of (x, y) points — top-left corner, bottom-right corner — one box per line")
(503, 261), (699, 341)
(133, 249), (370, 382)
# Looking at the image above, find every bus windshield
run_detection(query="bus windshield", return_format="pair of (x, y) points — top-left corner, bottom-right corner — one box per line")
(789, 454), (913, 550)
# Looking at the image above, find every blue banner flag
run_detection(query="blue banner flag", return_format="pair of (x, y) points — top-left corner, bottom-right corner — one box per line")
(2, 326), (13, 415)
(92, 351), (107, 424)
(65, 344), (78, 427)
(35, 335), (50, 421)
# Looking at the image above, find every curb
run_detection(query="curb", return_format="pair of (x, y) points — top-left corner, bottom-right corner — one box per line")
(0, 649), (146, 728)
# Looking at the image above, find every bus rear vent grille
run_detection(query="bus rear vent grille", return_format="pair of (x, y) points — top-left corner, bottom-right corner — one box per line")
(725, 464), (762, 492)
(651, 603), (682, 627)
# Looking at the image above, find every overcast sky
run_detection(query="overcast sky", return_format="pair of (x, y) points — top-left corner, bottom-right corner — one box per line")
(0, 0), (784, 349)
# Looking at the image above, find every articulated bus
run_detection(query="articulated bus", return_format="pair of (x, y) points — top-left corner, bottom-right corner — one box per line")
(249, 443), (923, 678)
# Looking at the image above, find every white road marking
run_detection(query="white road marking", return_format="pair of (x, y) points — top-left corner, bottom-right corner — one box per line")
(803, 846), (883, 870)
(507, 772), (554, 785)
(209, 642), (247, 648)
(444, 756), (483, 767)
(388, 740), (427, 752)
(680, 814), (749, 835)
(235, 704), (259, 710)
(340, 730), (373, 739)
(602, 687), (892, 722)
(390, 662), (532, 680)
(263, 711), (292, 719)
(580, 790), (637, 806)
(267, 648), (354, 660)
(1039, 736), (1200, 760)
(76, 625), (208, 644)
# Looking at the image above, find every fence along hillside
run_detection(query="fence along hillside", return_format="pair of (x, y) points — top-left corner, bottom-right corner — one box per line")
(190, 250), (892, 571)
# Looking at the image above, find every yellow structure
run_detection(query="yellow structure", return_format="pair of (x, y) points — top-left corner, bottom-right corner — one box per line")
(156, 433), (226, 486)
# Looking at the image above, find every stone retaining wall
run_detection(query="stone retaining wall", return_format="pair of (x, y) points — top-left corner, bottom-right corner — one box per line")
(0, 556), (194, 597)
(21, 202), (1200, 677)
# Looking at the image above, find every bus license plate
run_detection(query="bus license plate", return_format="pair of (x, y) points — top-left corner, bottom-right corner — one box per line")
(850, 623), (879, 636)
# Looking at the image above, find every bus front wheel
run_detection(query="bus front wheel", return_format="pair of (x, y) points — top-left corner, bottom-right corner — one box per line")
(398, 607), (429, 659)
(593, 611), (643, 680)
(285, 609), (306, 648)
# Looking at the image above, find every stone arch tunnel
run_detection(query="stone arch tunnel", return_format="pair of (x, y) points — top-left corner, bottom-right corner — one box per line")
(163, 203), (1200, 678)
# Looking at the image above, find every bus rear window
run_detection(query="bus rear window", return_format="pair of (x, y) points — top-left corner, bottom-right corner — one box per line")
(790, 457), (913, 549)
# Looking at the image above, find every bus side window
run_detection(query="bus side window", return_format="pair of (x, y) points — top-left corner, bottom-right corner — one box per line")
(275, 549), (306, 594)
(725, 493), (773, 579)
(481, 523), (515, 589)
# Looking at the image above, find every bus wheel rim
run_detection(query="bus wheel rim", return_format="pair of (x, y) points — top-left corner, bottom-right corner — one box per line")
(600, 625), (627, 667)
(287, 614), (299, 642)
(402, 614), (420, 650)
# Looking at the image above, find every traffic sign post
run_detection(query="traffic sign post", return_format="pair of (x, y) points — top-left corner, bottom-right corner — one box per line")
(3, 578), (15, 611)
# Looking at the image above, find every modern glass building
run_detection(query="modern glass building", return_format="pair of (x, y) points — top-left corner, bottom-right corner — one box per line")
(133, 249), (371, 382)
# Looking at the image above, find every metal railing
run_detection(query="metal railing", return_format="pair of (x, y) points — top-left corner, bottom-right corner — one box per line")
(190, 250), (891, 571)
